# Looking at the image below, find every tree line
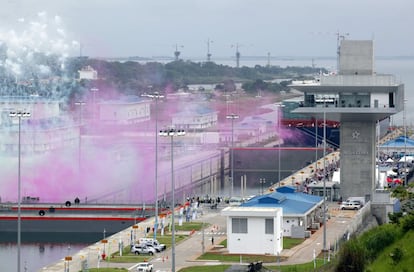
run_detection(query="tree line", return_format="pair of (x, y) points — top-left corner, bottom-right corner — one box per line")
(1, 52), (325, 105)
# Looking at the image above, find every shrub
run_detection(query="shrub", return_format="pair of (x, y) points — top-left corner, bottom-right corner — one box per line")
(388, 212), (403, 224)
(400, 212), (414, 232)
(359, 224), (401, 261)
(390, 247), (404, 265)
(335, 239), (366, 272)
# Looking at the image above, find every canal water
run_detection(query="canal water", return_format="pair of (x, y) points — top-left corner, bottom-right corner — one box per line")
(0, 242), (88, 271)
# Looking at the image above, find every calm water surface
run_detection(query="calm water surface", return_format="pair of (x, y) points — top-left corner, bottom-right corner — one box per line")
(0, 242), (88, 271)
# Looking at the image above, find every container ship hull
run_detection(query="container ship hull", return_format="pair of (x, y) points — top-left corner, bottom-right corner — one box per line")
(0, 203), (155, 241)
(282, 119), (340, 148)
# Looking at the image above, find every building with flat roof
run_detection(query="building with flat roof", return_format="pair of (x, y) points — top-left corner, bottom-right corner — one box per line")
(221, 206), (283, 255)
(0, 96), (78, 154)
(172, 103), (218, 130)
(78, 65), (98, 80)
(237, 186), (323, 237)
(290, 40), (404, 201)
(98, 96), (151, 125)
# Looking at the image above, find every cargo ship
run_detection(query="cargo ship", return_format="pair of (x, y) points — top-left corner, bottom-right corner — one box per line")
(280, 94), (390, 148)
(281, 96), (340, 148)
(0, 201), (158, 242)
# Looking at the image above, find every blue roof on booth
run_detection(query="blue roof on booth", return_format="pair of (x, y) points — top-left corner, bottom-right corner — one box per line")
(240, 186), (323, 215)
(381, 136), (414, 148)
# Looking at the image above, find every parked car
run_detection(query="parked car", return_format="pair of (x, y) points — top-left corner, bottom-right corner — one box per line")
(144, 243), (163, 253)
(136, 262), (154, 272)
(130, 244), (156, 255)
(340, 201), (361, 210)
(139, 238), (166, 251)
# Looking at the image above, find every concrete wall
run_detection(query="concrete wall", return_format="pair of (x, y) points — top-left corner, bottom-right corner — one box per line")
(282, 216), (302, 237)
(99, 102), (150, 124)
(371, 190), (397, 224)
(339, 40), (373, 76)
(340, 121), (376, 200)
(343, 201), (372, 237)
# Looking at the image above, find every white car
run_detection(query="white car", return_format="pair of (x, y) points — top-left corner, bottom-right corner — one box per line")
(136, 262), (154, 272)
(139, 238), (166, 251)
(131, 244), (156, 255)
(144, 243), (162, 253)
(340, 201), (361, 210)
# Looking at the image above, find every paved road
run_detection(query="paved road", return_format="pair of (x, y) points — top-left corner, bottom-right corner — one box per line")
(92, 201), (359, 272)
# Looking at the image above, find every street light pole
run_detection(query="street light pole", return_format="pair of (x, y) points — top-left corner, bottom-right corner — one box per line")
(159, 128), (185, 272)
(90, 87), (99, 121)
(315, 118), (318, 177)
(74, 101), (85, 173)
(150, 92), (163, 240)
(276, 103), (285, 187)
(226, 113), (239, 198)
(323, 109), (327, 262)
(259, 178), (266, 195)
(9, 110), (31, 272)
(404, 99), (408, 186)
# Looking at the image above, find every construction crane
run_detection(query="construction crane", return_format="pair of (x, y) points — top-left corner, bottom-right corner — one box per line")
(206, 38), (213, 62)
(174, 44), (184, 61)
(231, 43), (241, 68)
(267, 52), (271, 67)
(336, 32), (350, 71)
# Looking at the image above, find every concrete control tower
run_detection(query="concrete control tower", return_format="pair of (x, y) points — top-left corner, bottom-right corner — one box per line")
(290, 40), (404, 201)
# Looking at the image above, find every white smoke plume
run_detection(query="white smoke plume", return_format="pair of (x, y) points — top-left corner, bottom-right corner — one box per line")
(0, 11), (78, 81)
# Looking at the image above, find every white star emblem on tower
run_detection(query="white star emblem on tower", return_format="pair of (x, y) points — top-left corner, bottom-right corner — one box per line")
(352, 130), (360, 139)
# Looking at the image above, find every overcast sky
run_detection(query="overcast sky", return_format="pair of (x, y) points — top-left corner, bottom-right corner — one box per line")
(1, 0), (413, 59)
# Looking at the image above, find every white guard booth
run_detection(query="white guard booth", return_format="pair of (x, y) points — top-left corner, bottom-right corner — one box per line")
(221, 206), (283, 255)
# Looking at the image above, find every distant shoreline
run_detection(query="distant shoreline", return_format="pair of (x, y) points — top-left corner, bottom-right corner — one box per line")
(98, 55), (414, 62)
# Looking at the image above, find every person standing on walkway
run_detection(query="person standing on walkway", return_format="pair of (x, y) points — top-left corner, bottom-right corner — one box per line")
(211, 236), (214, 245)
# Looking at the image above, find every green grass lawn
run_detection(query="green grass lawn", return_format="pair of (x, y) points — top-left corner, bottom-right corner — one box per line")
(153, 234), (188, 247)
(195, 237), (306, 263)
(174, 222), (206, 231)
(366, 230), (414, 272)
(87, 269), (127, 272)
(197, 252), (279, 263)
(105, 233), (188, 263)
(283, 237), (305, 249)
(178, 265), (231, 272)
